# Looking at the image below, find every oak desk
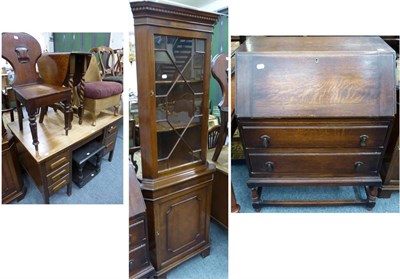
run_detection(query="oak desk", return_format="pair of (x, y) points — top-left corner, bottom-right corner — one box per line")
(6, 109), (122, 204)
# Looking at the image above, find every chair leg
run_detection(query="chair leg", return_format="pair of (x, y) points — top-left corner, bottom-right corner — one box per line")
(26, 108), (39, 151)
(17, 100), (23, 131)
(63, 101), (70, 135)
(39, 106), (48, 123)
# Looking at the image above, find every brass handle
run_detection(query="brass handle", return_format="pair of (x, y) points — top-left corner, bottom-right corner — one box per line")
(260, 135), (270, 148)
(265, 161), (274, 172)
(150, 90), (155, 96)
(360, 135), (369, 147)
(354, 161), (364, 172)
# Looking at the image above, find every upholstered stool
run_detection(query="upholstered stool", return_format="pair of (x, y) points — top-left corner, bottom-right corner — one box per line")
(81, 80), (122, 126)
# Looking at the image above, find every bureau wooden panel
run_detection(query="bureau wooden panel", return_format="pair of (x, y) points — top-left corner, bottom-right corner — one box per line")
(235, 36), (397, 211)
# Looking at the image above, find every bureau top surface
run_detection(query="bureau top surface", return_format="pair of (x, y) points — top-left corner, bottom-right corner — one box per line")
(236, 36), (395, 55)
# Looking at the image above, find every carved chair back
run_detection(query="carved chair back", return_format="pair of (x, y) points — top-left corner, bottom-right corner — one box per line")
(89, 46), (117, 78)
(2, 32), (42, 86)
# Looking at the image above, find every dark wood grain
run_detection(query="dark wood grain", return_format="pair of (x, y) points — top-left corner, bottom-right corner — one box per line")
(235, 36), (396, 210)
(131, 2), (218, 276)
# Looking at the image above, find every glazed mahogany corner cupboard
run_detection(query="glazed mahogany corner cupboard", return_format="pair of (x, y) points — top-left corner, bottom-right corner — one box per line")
(130, 1), (217, 277)
(235, 36), (397, 211)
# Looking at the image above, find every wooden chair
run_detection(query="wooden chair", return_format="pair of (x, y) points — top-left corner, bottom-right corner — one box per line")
(89, 46), (123, 84)
(210, 53), (228, 161)
(78, 54), (122, 126)
(208, 124), (221, 149)
(2, 32), (72, 151)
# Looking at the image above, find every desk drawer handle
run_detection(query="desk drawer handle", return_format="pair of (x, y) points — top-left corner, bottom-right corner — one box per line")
(50, 157), (68, 169)
(360, 135), (369, 147)
(51, 169), (67, 183)
(265, 161), (274, 172)
(260, 135), (270, 148)
(129, 260), (135, 271)
(354, 161), (364, 172)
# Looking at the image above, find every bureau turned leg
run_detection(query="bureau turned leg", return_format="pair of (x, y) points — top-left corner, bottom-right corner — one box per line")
(251, 187), (262, 212)
(366, 186), (379, 210)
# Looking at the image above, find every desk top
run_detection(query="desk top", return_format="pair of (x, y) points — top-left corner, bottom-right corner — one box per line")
(5, 109), (122, 163)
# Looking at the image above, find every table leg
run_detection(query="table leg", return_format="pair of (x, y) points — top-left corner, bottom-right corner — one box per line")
(67, 183), (72, 196)
(43, 186), (50, 204)
(26, 107), (39, 151)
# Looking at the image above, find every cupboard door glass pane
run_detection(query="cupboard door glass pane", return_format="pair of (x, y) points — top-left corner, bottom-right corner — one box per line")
(154, 35), (205, 172)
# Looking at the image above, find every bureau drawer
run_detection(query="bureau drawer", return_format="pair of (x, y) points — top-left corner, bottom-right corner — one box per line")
(46, 163), (70, 185)
(45, 151), (70, 173)
(48, 173), (70, 194)
(248, 151), (381, 176)
(129, 244), (150, 275)
(241, 125), (388, 149)
(129, 219), (146, 247)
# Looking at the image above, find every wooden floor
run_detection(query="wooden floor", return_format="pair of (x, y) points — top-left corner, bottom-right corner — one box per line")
(4, 109), (122, 162)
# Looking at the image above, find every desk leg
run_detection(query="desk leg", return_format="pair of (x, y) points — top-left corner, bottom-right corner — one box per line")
(108, 150), (114, 162)
(43, 186), (50, 204)
(67, 183), (72, 196)
(26, 107), (39, 151)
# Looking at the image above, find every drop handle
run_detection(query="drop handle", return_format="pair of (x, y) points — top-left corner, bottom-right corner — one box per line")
(129, 260), (134, 271)
(354, 161), (364, 172)
(360, 135), (369, 147)
(260, 135), (270, 148)
(265, 161), (274, 172)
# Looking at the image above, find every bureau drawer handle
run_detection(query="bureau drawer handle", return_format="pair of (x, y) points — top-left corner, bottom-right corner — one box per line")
(360, 135), (369, 147)
(354, 161), (364, 172)
(129, 260), (134, 271)
(260, 135), (270, 148)
(265, 161), (274, 172)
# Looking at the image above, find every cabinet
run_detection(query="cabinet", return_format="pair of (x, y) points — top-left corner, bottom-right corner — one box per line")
(129, 164), (155, 279)
(131, 1), (218, 277)
(2, 127), (27, 204)
(235, 36), (396, 211)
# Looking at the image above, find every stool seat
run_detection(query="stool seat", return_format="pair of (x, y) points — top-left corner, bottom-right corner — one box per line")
(83, 81), (122, 99)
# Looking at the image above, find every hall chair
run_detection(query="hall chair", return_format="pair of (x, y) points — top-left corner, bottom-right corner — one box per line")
(78, 53), (122, 126)
(2, 32), (71, 151)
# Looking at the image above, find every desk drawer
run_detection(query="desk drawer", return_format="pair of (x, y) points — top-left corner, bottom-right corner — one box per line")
(129, 244), (150, 275)
(103, 135), (116, 155)
(248, 151), (381, 176)
(48, 173), (70, 194)
(45, 151), (70, 173)
(106, 123), (118, 138)
(46, 163), (70, 185)
(129, 219), (146, 248)
(240, 124), (388, 149)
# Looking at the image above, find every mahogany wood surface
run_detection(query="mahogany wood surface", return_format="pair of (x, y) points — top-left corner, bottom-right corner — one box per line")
(129, 164), (155, 279)
(2, 128), (27, 204)
(131, 1), (218, 276)
(2, 33), (72, 151)
(235, 36), (397, 211)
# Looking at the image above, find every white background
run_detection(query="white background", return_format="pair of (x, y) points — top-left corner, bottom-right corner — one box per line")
(1, 0), (400, 279)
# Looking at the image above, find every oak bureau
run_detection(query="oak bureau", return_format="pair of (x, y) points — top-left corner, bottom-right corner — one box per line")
(235, 36), (397, 211)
